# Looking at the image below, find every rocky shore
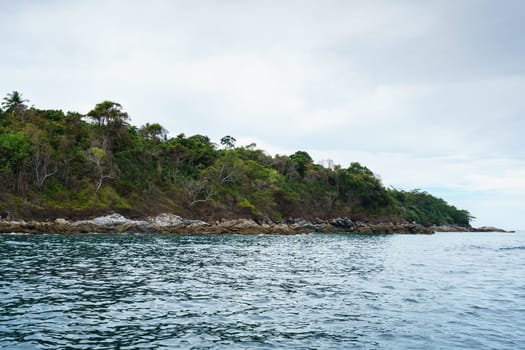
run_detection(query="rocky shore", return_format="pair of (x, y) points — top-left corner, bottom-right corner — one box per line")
(0, 213), (510, 235)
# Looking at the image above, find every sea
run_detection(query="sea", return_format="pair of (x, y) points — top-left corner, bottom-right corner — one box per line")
(1, 231), (524, 349)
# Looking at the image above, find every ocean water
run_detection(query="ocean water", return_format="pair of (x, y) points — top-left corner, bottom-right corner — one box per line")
(0, 231), (524, 349)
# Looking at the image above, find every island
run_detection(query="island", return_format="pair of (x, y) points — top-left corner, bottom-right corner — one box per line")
(1, 91), (504, 234)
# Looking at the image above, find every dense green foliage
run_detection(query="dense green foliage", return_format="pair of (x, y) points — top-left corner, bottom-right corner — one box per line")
(0, 91), (472, 226)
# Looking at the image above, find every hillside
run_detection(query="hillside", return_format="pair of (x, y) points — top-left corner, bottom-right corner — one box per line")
(0, 91), (472, 226)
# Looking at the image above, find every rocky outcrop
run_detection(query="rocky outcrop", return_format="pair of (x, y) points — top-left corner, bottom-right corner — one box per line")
(2, 214), (508, 235)
(75, 213), (148, 227)
(0, 211), (511, 235)
(430, 224), (512, 233)
(472, 226), (508, 233)
(149, 213), (208, 228)
(430, 224), (471, 232)
(330, 217), (354, 229)
(0, 213), (440, 234)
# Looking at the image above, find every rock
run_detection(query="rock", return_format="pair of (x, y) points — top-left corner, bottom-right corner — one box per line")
(272, 223), (290, 231)
(185, 220), (208, 227)
(150, 213), (186, 227)
(408, 223), (428, 234)
(430, 225), (470, 232)
(474, 226), (507, 232)
(0, 212), (471, 235)
(74, 213), (148, 228)
(149, 213), (208, 228)
(218, 219), (260, 229)
(55, 218), (69, 225)
(330, 217), (353, 229)
(92, 213), (130, 226)
(369, 222), (396, 233)
(290, 219), (317, 230)
(255, 216), (273, 225)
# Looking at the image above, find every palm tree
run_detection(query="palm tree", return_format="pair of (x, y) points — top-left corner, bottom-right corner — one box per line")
(2, 91), (29, 114)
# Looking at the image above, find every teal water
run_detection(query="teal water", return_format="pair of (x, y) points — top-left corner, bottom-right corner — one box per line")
(1, 232), (524, 349)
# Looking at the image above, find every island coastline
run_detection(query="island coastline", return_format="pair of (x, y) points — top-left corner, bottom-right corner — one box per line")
(0, 213), (509, 235)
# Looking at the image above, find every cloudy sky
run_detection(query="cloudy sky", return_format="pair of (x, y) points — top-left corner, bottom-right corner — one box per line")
(2, 0), (524, 229)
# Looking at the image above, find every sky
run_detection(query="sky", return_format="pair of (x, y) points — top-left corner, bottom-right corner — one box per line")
(1, 0), (524, 229)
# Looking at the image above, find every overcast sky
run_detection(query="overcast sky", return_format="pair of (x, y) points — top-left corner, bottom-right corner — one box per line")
(2, 0), (524, 229)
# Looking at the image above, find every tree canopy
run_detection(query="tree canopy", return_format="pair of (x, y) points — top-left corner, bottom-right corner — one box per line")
(0, 91), (473, 226)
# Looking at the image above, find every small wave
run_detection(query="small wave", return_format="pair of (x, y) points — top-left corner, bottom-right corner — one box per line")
(465, 244), (490, 250)
(403, 298), (419, 303)
(499, 246), (525, 251)
(3, 240), (32, 246)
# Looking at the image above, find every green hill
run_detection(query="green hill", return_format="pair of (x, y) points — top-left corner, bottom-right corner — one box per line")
(0, 91), (472, 226)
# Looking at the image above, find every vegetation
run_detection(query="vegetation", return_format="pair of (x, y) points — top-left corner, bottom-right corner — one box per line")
(0, 91), (473, 226)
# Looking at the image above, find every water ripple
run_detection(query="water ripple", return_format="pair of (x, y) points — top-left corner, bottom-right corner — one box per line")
(1, 232), (524, 349)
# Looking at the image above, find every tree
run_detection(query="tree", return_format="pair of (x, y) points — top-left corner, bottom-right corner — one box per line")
(87, 101), (130, 154)
(87, 101), (129, 127)
(86, 146), (114, 196)
(209, 152), (242, 185)
(181, 134), (217, 175)
(137, 123), (168, 179)
(2, 91), (28, 115)
(289, 150), (313, 177)
(220, 135), (236, 149)
(139, 123), (167, 142)
(26, 125), (58, 188)
(389, 189), (473, 226)
(335, 163), (391, 213)
(183, 177), (216, 207)
(347, 162), (374, 176)
(0, 131), (33, 193)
